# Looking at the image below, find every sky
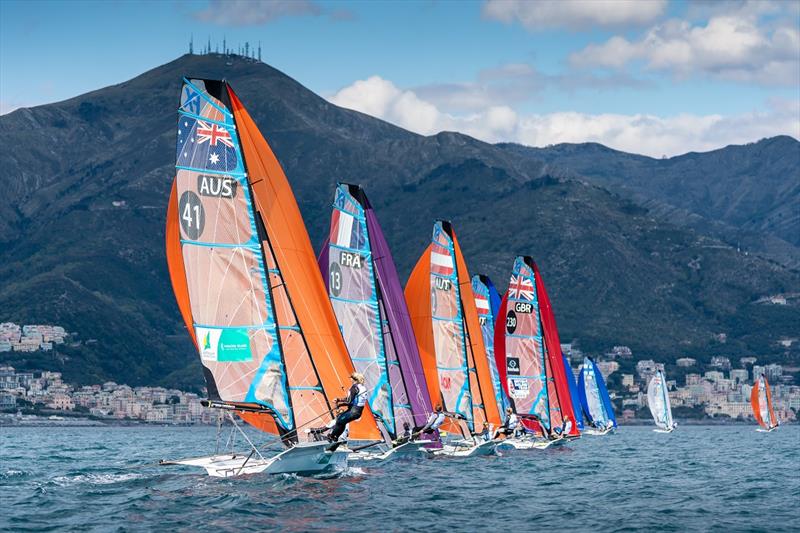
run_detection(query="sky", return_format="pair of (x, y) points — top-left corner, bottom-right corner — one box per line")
(1, 0), (798, 157)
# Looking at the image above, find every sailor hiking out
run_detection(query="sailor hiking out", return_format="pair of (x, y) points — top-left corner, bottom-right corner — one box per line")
(328, 372), (368, 442)
(413, 404), (446, 438)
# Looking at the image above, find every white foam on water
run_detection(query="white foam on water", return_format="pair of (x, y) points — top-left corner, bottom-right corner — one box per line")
(51, 472), (144, 487)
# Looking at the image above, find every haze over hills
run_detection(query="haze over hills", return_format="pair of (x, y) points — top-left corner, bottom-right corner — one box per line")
(1, 54), (798, 389)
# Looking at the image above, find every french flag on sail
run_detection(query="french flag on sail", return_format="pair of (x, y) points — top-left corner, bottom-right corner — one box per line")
(474, 293), (490, 315)
(330, 208), (355, 248)
(431, 243), (454, 276)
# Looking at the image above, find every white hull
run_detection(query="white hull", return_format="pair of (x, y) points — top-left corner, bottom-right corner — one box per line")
(756, 426), (779, 433)
(348, 440), (434, 462)
(498, 438), (552, 450)
(433, 439), (497, 457)
(162, 441), (348, 478)
(584, 427), (614, 436)
(653, 427), (675, 433)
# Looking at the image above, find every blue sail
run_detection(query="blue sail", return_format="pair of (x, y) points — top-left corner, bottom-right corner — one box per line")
(593, 359), (617, 428)
(562, 354), (584, 431)
(471, 274), (510, 415)
(578, 357), (616, 428)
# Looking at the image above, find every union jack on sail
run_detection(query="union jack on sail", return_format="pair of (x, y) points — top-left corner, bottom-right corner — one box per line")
(508, 274), (534, 301)
(196, 121), (234, 147)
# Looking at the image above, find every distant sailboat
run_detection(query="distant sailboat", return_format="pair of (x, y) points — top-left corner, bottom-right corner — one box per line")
(471, 275), (510, 416)
(578, 357), (617, 435)
(163, 78), (381, 477)
(405, 221), (502, 456)
(319, 183), (436, 459)
(493, 257), (580, 449)
(563, 356), (584, 432)
(751, 374), (779, 432)
(647, 369), (675, 433)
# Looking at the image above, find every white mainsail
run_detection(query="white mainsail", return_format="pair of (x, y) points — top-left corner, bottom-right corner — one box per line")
(647, 370), (674, 430)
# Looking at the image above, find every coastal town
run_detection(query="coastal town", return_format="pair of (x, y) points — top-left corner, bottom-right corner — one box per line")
(1, 322), (797, 425)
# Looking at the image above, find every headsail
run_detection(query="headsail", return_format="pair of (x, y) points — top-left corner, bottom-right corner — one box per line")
(319, 183), (434, 440)
(647, 369), (673, 430)
(405, 221), (501, 434)
(578, 357), (617, 429)
(471, 275), (509, 415)
(493, 257), (578, 436)
(166, 79), (380, 444)
(751, 375), (778, 429)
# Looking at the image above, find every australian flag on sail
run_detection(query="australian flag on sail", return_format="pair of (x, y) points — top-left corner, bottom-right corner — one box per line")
(176, 115), (239, 173)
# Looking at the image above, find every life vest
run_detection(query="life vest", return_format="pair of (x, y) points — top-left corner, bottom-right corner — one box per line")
(428, 412), (445, 430)
(354, 383), (367, 407)
(506, 413), (519, 430)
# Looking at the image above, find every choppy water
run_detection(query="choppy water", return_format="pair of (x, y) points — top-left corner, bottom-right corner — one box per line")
(1, 425), (798, 532)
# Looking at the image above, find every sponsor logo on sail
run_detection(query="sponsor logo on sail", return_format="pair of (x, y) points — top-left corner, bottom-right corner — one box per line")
(507, 357), (521, 375)
(509, 377), (529, 399)
(195, 327), (251, 362)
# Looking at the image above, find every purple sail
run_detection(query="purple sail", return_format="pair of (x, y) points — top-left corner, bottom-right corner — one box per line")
(319, 184), (435, 441)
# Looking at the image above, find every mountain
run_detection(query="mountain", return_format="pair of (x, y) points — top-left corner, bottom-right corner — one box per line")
(1, 54), (798, 389)
(498, 138), (800, 268)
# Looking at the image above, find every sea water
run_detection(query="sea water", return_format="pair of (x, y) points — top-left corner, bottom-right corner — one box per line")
(1, 425), (798, 531)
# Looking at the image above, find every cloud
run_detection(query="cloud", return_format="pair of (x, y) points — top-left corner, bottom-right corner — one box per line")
(329, 76), (799, 158)
(570, 4), (800, 85)
(192, 0), (353, 26)
(412, 63), (651, 114)
(482, 0), (667, 30)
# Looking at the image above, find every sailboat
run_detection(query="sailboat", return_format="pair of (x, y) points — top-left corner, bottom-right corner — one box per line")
(405, 221), (502, 457)
(493, 257), (580, 450)
(318, 183), (436, 460)
(163, 78), (382, 477)
(471, 275), (510, 416)
(751, 374), (779, 432)
(563, 356), (584, 432)
(578, 357), (617, 435)
(647, 369), (675, 433)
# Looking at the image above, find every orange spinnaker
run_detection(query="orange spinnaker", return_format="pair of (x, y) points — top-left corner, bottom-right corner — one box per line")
(750, 380), (764, 428)
(228, 87), (380, 441)
(452, 231), (501, 427)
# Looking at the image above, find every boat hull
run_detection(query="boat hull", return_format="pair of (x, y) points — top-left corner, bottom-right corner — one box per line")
(434, 440), (497, 457)
(162, 441), (348, 477)
(348, 440), (434, 462)
(584, 427), (615, 436)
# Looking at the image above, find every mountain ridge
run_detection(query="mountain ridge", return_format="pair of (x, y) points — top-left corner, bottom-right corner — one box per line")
(1, 54), (798, 389)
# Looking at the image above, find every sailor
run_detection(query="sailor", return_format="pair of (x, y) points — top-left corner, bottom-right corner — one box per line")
(393, 422), (414, 445)
(413, 404), (446, 437)
(328, 372), (368, 442)
(492, 407), (518, 439)
(474, 421), (491, 442)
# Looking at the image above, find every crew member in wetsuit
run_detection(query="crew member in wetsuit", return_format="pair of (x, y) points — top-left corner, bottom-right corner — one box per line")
(413, 404), (446, 437)
(328, 372), (367, 442)
(493, 407), (519, 439)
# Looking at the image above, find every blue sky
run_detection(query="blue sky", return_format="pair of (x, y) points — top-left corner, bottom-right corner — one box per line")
(1, 0), (798, 156)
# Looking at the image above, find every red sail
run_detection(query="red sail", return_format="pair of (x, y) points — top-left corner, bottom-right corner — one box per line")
(533, 262), (580, 437)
